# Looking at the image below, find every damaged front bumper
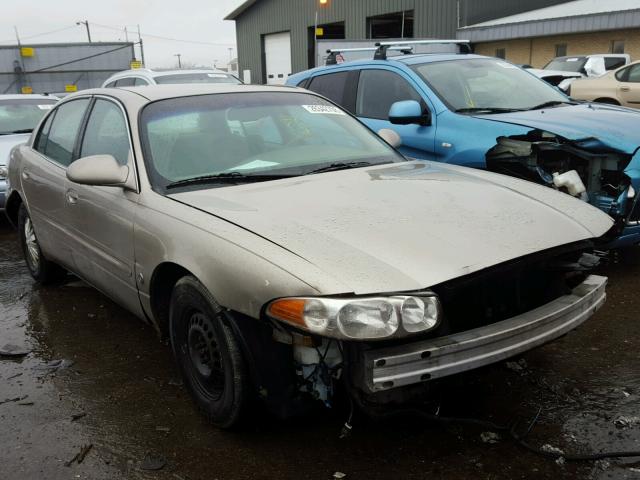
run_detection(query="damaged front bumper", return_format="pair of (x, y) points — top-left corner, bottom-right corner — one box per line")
(360, 275), (606, 393)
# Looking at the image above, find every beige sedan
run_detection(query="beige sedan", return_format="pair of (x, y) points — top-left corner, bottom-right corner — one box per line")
(4, 84), (611, 428)
(571, 60), (640, 107)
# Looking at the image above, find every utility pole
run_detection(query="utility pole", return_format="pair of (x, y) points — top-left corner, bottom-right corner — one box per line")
(174, 53), (182, 69)
(76, 20), (92, 43)
(228, 47), (233, 62)
(137, 24), (145, 67)
(124, 26), (129, 42)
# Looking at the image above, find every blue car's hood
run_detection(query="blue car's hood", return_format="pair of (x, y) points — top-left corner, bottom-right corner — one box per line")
(477, 104), (640, 155)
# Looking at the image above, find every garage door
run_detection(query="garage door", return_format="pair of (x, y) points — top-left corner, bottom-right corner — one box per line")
(264, 32), (292, 85)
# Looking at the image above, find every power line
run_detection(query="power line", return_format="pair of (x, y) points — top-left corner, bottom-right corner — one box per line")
(90, 22), (234, 46)
(0, 24), (79, 44)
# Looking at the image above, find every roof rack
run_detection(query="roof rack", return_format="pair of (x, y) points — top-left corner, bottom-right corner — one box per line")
(325, 46), (414, 65)
(374, 39), (471, 60)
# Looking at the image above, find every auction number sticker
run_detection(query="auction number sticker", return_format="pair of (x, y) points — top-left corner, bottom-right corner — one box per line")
(303, 104), (345, 115)
(37, 105), (54, 110)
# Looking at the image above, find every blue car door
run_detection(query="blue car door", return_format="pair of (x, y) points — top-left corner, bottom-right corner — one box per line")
(354, 68), (437, 160)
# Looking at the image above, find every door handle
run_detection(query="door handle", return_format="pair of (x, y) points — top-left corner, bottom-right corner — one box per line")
(621, 86), (631, 92)
(66, 190), (78, 205)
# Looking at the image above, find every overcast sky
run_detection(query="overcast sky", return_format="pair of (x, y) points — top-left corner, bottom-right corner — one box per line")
(0, 0), (245, 68)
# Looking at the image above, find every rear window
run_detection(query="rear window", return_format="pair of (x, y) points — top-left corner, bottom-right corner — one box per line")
(154, 73), (241, 85)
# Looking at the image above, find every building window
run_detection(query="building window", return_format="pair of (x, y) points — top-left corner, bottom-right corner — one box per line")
(555, 44), (567, 57)
(366, 10), (414, 39)
(495, 48), (506, 59)
(611, 40), (625, 54)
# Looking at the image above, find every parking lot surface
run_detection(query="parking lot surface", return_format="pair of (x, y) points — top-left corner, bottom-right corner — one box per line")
(1, 216), (640, 480)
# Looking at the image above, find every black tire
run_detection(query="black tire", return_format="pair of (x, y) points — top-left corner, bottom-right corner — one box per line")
(17, 204), (66, 284)
(619, 245), (640, 266)
(594, 98), (620, 105)
(169, 275), (249, 428)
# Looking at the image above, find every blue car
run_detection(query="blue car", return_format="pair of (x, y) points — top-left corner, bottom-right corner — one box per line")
(287, 48), (640, 249)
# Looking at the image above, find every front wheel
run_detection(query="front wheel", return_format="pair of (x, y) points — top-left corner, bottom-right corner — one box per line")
(18, 204), (66, 284)
(169, 275), (249, 428)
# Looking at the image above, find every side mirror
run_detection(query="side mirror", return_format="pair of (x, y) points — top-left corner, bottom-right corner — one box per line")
(389, 100), (430, 126)
(66, 154), (129, 187)
(377, 128), (402, 148)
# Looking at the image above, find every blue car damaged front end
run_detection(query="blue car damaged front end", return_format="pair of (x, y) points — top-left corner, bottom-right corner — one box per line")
(472, 103), (640, 249)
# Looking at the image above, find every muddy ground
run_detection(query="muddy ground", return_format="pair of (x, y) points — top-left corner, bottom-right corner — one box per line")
(1, 216), (640, 480)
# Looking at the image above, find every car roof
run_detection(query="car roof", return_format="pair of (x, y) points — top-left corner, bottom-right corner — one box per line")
(108, 68), (233, 79)
(291, 53), (488, 79)
(64, 84), (303, 103)
(0, 94), (58, 101)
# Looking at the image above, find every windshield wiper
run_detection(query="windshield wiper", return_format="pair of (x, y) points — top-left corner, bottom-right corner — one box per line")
(305, 161), (373, 175)
(165, 171), (291, 190)
(455, 107), (523, 114)
(0, 128), (33, 136)
(528, 100), (576, 110)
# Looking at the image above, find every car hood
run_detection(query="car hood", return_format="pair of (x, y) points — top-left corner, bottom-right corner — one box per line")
(528, 68), (583, 79)
(0, 133), (30, 166)
(169, 161), (612, 294)
(477, 104), (640, 155)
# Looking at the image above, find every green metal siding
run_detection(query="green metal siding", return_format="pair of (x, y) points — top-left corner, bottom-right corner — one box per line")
(235, 0), (458, 83)
(232, 0), (571, 83)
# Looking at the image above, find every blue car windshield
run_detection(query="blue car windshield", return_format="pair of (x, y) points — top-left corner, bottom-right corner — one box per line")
(412, 58), (568, 112)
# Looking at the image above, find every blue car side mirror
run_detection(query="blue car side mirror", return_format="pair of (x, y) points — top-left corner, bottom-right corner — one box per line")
(389, 100), (431, 126)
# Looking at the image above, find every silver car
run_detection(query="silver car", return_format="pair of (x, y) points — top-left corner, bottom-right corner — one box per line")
(5, 84), (612, 428)
(0, 94), (58, 209)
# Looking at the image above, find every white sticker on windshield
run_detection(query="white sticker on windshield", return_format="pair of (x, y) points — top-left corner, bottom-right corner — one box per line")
(207, 73), (228, 78)
(234, 159), (280, 170)
(496, 61), (517, 69)
(37, 104), (54, 110)
(302, 104), (345, 115)
(566, 58), (579, 62)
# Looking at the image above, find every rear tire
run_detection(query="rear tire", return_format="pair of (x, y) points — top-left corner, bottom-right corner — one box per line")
(594, 98), (620, 105)
(169, 275), (249, 428)
(619, 245), (640, 266)
(18, 204), (66, 284)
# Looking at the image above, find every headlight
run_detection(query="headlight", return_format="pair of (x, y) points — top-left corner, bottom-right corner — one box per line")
(0, 165), (7, 180)
(266, 294), (441, 340)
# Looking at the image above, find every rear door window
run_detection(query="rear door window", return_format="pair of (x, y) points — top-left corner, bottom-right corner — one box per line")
(605, 57), (626, 70)
(41, 99), (90, 166)
(115, 78), (136, 87)
(307, 72), (349, 106)
(134, 77), (149, 86)
(356, 69), (422, 120)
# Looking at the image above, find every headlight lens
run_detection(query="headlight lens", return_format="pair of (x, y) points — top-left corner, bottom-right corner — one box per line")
(338, 299), (398, 339)
(0, 165), (7, 179)
(267, 294), (440, 340)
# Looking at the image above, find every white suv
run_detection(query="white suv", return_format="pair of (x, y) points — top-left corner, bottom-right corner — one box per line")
(102, 68), (242, 87)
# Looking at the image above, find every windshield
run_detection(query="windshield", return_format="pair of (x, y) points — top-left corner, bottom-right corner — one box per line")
(140, 92), (402, 190)
(0, 98), (57, 135)
(412, 58), (568, 112)
(154, 73), (241, 85)
(544, 57), (587, 73)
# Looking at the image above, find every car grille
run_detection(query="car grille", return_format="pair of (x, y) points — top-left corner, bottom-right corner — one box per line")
(429, 242), (593, 335)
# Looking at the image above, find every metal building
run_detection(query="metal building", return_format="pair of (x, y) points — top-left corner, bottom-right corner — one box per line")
(225, 0), (571, 84)
(0, 42), (136, 95)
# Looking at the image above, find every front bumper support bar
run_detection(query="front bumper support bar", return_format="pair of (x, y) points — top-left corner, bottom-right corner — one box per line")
(363, 275), (607, 392)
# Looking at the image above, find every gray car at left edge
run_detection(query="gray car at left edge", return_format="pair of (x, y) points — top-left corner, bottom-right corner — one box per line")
(4, 84), (613, 429)
(0, 94), (58, 209)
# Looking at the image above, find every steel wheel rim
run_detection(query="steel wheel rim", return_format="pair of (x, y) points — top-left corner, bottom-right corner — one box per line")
(24, 217), (40, 271)
(186, 311), (225, 399)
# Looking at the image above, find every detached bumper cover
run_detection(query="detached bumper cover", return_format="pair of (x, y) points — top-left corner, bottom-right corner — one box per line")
(364, 275), (607, 393)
